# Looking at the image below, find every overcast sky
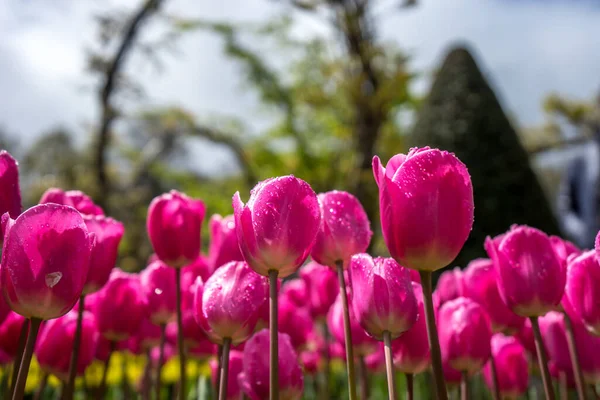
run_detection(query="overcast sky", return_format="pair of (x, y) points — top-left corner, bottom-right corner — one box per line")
(1, 0), (599, 172)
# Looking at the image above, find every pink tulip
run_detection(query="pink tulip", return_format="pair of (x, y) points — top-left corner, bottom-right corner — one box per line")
(435, 267), (464, 306)
(0, 150), (21, 242)
(0, 312), (26, 358)
(82, 215), (124, 295)
(392, 282), (431, 374)
(409, 269), (421, 283)
(565, 249), (600, 335)
(210, 350), (244, 400)
(238, 329), (304, 400)
(482, 334), (528, 399)
(278, 296), (314, 350)
(196, 261), (268, 344)
(327, 292), (378, 357)
(280, 279), (308, 309)
(350, 254), (418, 340)
(300, 350), (321, 375)
(514, 318), (536, 359)
(372, 147), (474, 271)
(442, 359), (462, 386)
(551, 236), (580, 267)
(188, 336), (217, 361)
(140, 260), (177, 325)
(233, 176), (321, 278)
(35, 310), (98, 380)
(298, 261), (339, 320)
(147, 190), (206, 267)
(462, 258), (524, 334)
(208, 214), (243, 270)
(180, 260), (211, 311)
(150, 342), (176, 367)
(438, 297), (492, 374)
(1, 204), (94, 320)
(95, 270), (148, 341)
(485, 225), (566, 317)
(136, 318), (163, 351)
(310, 190), (372, 268)
(0, 295), (12, 326)
(365, 344), (386, 374)
(39, 188), (103, 216)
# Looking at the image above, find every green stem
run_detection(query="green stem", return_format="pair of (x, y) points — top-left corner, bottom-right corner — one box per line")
(269, 269), (279, 400)
(460, 371), (468, 400)
(219, 338), (231, 400)
(383, 331), (396, 400)
(155, 323), (167, 400)
(406, 373), (414, 400)
(419, 270), (448, 400)
(64, 295), (85, 400)
(320, 321), (331, 400)
(336, 261), (358, 400)
(12, 318), (42, 400)
(489, 350), (501, 400)
(530, 316), (556, 400)
(175, 267), (186, 400)
(97, 341), (115, 400)
(563, 312), (587, 400)
(215, 345), (223, 399)
(33, 372), (48, 400)
(8, 319), (29, 399)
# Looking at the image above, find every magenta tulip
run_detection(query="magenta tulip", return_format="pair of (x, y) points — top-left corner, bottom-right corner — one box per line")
(210, 350), (244, 400)
(278, 296), (314, 350)
(298, 261), (339, 320)
(95, 270), (148, 341)
(233, 176), (321, 278)
(462, 258), (524, 334)
(280, 279), (308, 309)
(238, 329), (304, 400)
(310, 190), (372, 268)
(0, 150), (21, 242)
(39, 188), (103, 216)
(300, 350), (321, 375)
(1, 204), (94, 320)
(365, 344), (386, 374)
(0, 311), (26, 358)
(147, 190), (206, 267)
(136, 318), (162, 351)
(485, 225), (565, 317)
(82, 215), (124, 295)
(514, 318), (536, 359)
(197, 261), (268, 345)
(438, 297), (492, 374)
(392, 282), (431, 374)
(35, 310), (98, 380)
(327, 292), (378, 357)
(208, 214), (243, 270)
(372, 147), (474, 272)
(482, 334), (528, 399)
(565, 249), (600, 335)
(435, 267), (464, 307)
(166, 311), (209, 349)
(350, 254), (417, 340)
(140, 260), (177, 325)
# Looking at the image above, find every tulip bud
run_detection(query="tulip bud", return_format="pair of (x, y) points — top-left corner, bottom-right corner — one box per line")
(310, 190), (372, 268)
(435, 267), (464, 306)
(39, 188), (103, 216)
(438, 297), (492, 374)
(0, 312), (26, 358)
(462, 258), (524, 334)
(482, 334), (528, 399)
(300, 350), (321, 375)
(140, 260), (177, 325)
(0, 150), (21, 242)
(365, 344), (386, 374)
(95, 270), (148, 341)
(197, 261), (268, 344)
(350, 254), (418, 340)
(373, 148), (474, 271)
(327, 292), (378, 357)
(210, 350), (244, 400)
(298, 261), (339, 320)
(238, 329), (304, 400)
(392, 282), (431, 374)
(82, 215), (124, 295)
(1, 204), (94, 320)
(147, 190), (206, 267)
(279, 296), (314, 350)
(514, 318), (537, 360)
(233, 176), (321, 278)
(35, 310), (98, 380)
(565, 249), (600, 335)
(208, 214), (243, 270)
(280, 279), (309, 308)
(485, 225), (565, 317)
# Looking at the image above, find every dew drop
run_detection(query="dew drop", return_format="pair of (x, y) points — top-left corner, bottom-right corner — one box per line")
(155, 288), (163, 295)
(45, 272), (63, 288)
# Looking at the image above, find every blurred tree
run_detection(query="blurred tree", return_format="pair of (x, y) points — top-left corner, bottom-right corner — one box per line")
(410, 45), (560, 268)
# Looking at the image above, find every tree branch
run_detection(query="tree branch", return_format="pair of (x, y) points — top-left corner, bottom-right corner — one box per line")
(94, 0), (165, 210)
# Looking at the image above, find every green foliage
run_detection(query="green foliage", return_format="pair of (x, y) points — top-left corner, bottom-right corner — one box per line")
(410, 46), (560, 268)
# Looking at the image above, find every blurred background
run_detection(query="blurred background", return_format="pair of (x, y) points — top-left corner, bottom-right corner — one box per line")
(1, 0), (599, 272)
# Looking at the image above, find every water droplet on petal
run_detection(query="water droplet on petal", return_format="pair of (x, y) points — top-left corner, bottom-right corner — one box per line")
(155, 288), (163, 295)
(45, 272), (62, 288)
